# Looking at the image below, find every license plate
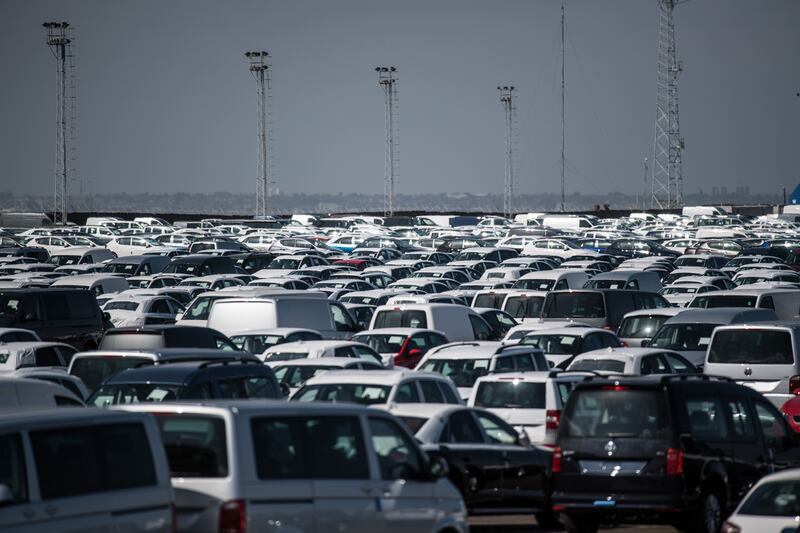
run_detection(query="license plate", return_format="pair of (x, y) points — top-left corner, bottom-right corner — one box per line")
(593, 500), (616, 507)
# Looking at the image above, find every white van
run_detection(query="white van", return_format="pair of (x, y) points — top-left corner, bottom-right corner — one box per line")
(369, 303), (494, 342)
(688, 289), (800, 320)
(207, 296), (353, 339)
(116, 401), (467, 533)
(0, 377), (84, 408)
(47, 247), (115, 267)
(541, 215), (595, 230)
(0, 408), (173, 532)
(584, 270), (662, 293)
(512, 269), (589, 292)
(50, 273), (130, 296)
(682, 206), (724, 217)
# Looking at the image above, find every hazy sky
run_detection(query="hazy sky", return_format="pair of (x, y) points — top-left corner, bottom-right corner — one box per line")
(1, 0), (798, 199)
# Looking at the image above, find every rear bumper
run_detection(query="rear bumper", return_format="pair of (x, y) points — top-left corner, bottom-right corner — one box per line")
(552, 491), (690, 518)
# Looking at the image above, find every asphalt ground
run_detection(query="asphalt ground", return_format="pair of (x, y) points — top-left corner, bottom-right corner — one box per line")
(470, 514), (677, 532)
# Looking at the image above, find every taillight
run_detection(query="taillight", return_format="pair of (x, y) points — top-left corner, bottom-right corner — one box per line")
(552, 446), (563, 473)
(665, 448), (683, 476)
(219, 499), (246, 533)
(620, 341), (629, 347)
(720, 521), (741, 533)
(790, 375), (800, 395)
(545, 410), (561, 431)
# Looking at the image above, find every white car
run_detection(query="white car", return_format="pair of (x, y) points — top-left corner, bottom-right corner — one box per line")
(107, 236), (160, 256)
(722, 468), (800, 533)
(115, 401), (467, 533)
(262, 340), (383, 365)
(104, 295), (185, 328)
(567, 347), (697, 375)
(0, 342), (77, 371)
(518, 327), (622, 369)
(271, 356), (384, 396)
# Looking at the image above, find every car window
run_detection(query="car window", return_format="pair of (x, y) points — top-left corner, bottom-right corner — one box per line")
(494, 355), (514, 373)
(334, 347), (355, 358)
(30, 423), (157, 499)
(41, 293), (70, 320)
(665, 354), (694, 374)
(469, 315), (493, 341)
(0, 433), (27, 504)
(640, 354), (670, 375)
(418, 380), (445, 403)
(155, 414), (228, 477)
(150, 299), (171, 314)
(436, 382), (461, 404)
(34, 347), (63, 367)
(685, 397), (728, 442)
(581, 334), (603, 352)
(553, 279), (569, 291)
(753, 400), (790, 452)
(368, 417), (423, 480)
(217, 376), (278, 399)
(442, 410), (484, 444)
(726, 399), (756, 441)
(394, 382), (420, 403)
(251, 416), (369, 479)
(514, 353), (535, 371)
(474, 411), (518, 445)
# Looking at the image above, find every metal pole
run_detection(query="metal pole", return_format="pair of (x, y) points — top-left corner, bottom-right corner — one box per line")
(560, 0), (566, 212)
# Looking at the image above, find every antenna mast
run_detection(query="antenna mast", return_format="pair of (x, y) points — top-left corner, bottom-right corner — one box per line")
(650, 0), (686, 209)
(245, 51), (273, 218)
(43, 22), (74, 226)
(376, 66), (398, 217)
(498, 86), (516, 219)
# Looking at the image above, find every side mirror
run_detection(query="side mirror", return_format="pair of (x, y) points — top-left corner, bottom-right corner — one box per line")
(427, 456), (449, 479)
(408, 348), (422, 359)
(640, 339), (649, 348)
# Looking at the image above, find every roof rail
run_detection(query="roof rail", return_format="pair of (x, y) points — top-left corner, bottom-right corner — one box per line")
(197, 357), (262, 369)
(548, 369), (604, 378)
(494, 344), (542, 355)
(431, 342), (481, 352)
(659, 373), (735, 384)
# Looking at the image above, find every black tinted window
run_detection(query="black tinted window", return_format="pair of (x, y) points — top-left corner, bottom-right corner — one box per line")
(562, 388), (668, 438)
(443, 411), (484, 443)
(31, 423), (156, 499)
(373, 310), (427, 329)
(67, 292), (99, 319)
(708, 329), (794, 364)
(684, 398), (728, 441)
(474, 381), (545, 408)
(251, 416), (368, 479)
(543, 292), (605, 319)
(155, 415), (228, 477)
(41, 293), (70, 320)
(419, 380), (445, 403)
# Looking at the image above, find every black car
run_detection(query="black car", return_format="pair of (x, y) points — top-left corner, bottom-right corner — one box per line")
(0, 246), (49, 263)
(606, 239), (679, 258)
(99, 325), (238, 351)
(229, 252), (276, 274)
(394, 405), (555, 525)
(551, 374), (800, 533)
(163, 254), (237, 276)
(88, 359), (282, 406)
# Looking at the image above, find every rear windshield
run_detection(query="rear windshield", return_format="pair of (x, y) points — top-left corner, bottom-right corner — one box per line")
(738, 481), (800, 516)
(522, 334), (578, 355)
(353, 334), (406, 353)
(543, 292), (605, 319)
(649, 323), (719, 351)
(104, 263), (139, 275)
(473, 381), (546, 409)
(293, 384), (391, 405)
(708, 329), (794, 364)
(618, 315), (669, 339)
(273, 365), (334, 387)
(473, 294), (506, 309)
(561, 388), (669, 438)
(689, 295), (757, 308)
(154, 414), (228, 477)
(515, 279), (555, 291)
(504, 296), (544, 319)
(70, 356), (152, 393)
(105, 301), (140, 311)
(230, 334), (283, 353)
(569, 359), (626, 372)
(90, 383), (183, 406)
(398, 416), (428, 434)
(373, 310), (428, 329)
(418, 358), (490, 387)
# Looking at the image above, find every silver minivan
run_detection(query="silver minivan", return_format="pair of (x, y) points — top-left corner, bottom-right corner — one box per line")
(704, 322), (800, 408)
(0, 408), (173, 532)
(118, 401), (468, 533)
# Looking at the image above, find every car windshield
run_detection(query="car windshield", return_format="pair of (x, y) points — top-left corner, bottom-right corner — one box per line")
(342, 295), (376, 305)
(515, 279), (555, 291)
(293, 383), (391, 405)
(105, 262), (139, 275)
(675, 257), (708, 267)
(649, 323), (719, 351)
(474, 381), (546, 409)
(273, 365), (336, 387)
(165, 263), (202, 275)
(561, 388), (669, 438)
(473, 293), (506, 309)
(543, 292), (605, 319)
(738, 481), (800, 516)
(353, 334), (406, 353)
(569, 359), (626, 372)
(689, 295), (757, 308)
(418, 358), (491, 387)
(662, 286), (697, 295)
(372, 310), (427, 329)
(90, 383), (183, 406)
(456, 252), (487, 261)
(230, 334), (284, 353)
(618, 315), (669, 339)
(269, 259), (301, 269)
(0, 295), (21, 319)
(105, 301), (140, 311)
(522, 334), (579, 355)
(708, 329), (794, 364)
(503, 296), (544, 319)
(154, 414), (228, 478)
(48, 255), (81, 266)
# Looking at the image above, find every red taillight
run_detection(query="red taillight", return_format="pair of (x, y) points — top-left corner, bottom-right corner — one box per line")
(665, 448), (683, 476)
(720, 521), (742, 533)
(601, 385), (629, 391)
(545, 410), (561, 431)
(620, 341), (629, 347)
(552, 446), (563, 473)
(790, 375), (800, 395)
(219, 499), (246, 533)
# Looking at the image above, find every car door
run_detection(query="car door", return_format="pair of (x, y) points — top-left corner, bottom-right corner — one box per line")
(473, 410), (549, 510)
(365, 416), (438, 532)
(722, 397), (763, 502)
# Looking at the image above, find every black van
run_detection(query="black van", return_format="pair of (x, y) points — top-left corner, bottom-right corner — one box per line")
(551, 375), (800, 533)
(541, 289), (670, 331)
(0, 289), (106, 350)
(102, 255), (170, 277)
(162, 255), (236, 276)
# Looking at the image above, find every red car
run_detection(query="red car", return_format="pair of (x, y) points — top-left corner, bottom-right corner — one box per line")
(781, 395), (800, 433)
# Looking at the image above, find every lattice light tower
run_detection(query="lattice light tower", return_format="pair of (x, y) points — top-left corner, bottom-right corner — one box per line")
(245, 51), (273, 219)
(43, 22), (75, 225)
(650, 0), (687, 209)
(498, 86), (517, 219)
(375, 66), (398, 216)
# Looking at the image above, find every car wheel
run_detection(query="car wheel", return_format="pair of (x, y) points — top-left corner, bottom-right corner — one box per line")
(687, 490), (722, 533)
(535, 509), (564, 531)
(564, 514), (598, 533)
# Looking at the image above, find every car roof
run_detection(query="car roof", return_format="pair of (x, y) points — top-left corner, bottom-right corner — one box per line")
(229, 328), (320, 336)
(353, 328), (440, 336)
(301, 369), (445, 386)
(384, 402), (465, 419)
(0, 407), (149, 429)
(113, 399), (394, 418)
(473, 370), (551, 383)
(662, 307), (777, 324)
(523, 327), (609, 337)
(621, 307), (685, 319)
(427, 341), (537, 358)
(270, 357), (366, 368)
(103, 360), (267, 384)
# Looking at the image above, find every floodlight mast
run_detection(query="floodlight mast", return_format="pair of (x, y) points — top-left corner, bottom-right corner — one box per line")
(376, 66), (398, 217)
(498, 86), (517, 219)
(43, 22), (74, 225)
(245, 51), (273, 218)
(651, 0), (688, 209)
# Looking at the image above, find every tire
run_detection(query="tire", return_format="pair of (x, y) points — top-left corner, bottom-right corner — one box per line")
(535, 509), (564, 531)
(687, 490), (723, 533)
(564, 514), (599, 533)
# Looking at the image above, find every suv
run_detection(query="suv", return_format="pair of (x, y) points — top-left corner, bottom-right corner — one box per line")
(552, 375), (800, 533)
(89, 359), (282, 406)
(0, 288), (107, 350)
